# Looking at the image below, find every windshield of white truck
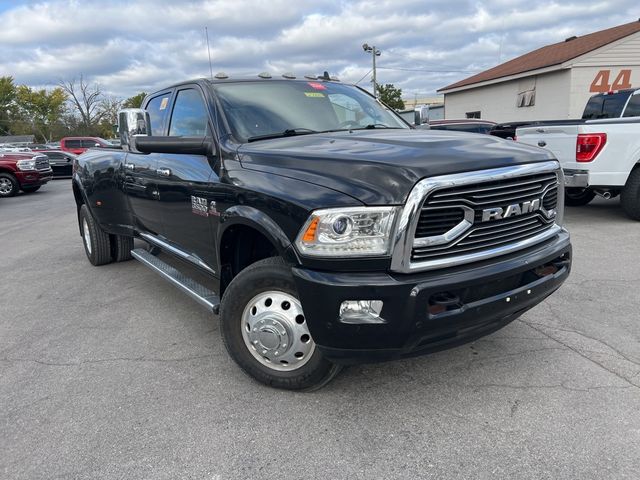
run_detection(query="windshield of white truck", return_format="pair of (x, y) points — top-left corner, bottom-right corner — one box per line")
(212, 80), (408, 143)
(582, 90), (633, 119)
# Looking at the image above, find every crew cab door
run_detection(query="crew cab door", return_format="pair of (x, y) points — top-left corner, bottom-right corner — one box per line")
(123, 91), (173, 235)
(155, 86), (219, 269)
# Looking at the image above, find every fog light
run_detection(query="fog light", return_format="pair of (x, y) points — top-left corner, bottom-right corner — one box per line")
(339, 300), (384, 324)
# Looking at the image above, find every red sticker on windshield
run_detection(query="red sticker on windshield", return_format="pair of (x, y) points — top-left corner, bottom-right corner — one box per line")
(307, 82), (327, 90)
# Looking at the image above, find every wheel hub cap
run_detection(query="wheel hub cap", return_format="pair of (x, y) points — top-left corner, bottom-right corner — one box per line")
(0, 178), (11, 194)
(241, 290), (315, 372)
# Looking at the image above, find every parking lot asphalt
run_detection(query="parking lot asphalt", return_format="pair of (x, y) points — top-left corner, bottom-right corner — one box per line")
(1, 179), (639, 480)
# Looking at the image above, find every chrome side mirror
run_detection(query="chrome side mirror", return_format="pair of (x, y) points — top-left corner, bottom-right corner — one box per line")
(118, 108), (151, 151)
(414, 105), (430, 126)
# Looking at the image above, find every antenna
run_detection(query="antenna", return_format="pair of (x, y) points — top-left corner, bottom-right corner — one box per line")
(205, 26), (213, 81)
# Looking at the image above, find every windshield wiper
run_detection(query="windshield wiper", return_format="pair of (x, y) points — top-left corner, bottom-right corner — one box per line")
(247, 128), (319, 142)
(364, 123), (401, 129)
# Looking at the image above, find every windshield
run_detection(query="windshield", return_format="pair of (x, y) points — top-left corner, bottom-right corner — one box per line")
(212, 80), (408, 142)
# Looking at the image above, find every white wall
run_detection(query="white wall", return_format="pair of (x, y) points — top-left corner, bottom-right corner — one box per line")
(443, 70), (571, 122)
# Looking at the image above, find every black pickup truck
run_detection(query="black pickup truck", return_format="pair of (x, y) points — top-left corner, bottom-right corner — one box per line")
(72, 75), (571, 390)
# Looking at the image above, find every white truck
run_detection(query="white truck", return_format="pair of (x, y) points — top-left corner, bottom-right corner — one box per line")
(516, 89), (640, 220)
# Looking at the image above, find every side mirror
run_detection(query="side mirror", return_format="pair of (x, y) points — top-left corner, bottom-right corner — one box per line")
(118, 108), (151, 152)
(414, 105), (430, 126)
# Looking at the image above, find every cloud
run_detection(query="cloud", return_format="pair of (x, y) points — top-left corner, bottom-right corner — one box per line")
(0, 0), (637, 99)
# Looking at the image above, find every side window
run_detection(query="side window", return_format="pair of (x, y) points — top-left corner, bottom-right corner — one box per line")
(81, 140), (99, 148)
(623, 95), (640, 117)
(65, 139), (81, 148)
(168, 89), (209, 137)
(146, 93), (171, 135)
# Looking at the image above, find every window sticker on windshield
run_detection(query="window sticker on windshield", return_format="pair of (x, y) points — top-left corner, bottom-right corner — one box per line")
(159, 97), (169, 110)
(304, 92), (325, 98)
(307, 82), (327, 90)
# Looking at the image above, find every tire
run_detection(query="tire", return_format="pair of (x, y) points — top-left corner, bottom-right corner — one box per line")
(79, 204), (113, 266)
(220, 257), (341, 391)
(111, 234), (134, 262)
(564, 187), (596, 206)
(22, 186), (40, 193)
(0, 173), (19, 197)
(621, 167), (640, 221)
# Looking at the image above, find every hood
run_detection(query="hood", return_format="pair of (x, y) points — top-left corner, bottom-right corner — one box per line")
(236, 129), (555, 205)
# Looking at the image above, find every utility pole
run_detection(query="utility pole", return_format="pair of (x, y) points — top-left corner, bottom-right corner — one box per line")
(362, 43), (381, 97)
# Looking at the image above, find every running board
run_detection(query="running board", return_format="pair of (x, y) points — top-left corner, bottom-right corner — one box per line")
(131, 248), (220, 314)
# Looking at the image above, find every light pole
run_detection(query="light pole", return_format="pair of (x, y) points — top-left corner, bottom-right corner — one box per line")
(362, 43), (381, 98)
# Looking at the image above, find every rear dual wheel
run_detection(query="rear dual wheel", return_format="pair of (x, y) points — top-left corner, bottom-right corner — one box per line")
(220, 257), (341, 391)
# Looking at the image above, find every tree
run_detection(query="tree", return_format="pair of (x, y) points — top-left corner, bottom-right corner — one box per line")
(0, 76), (17, 135)
(123, 92), (147, 109)
(15, 86), (67, 142)
(58, 75), (104, 133)
(376, 83), (405, 110)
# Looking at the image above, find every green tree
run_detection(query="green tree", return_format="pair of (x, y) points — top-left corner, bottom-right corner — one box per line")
(123, 92), (147, 109)
(15, 85), (67, 142)
(0, 76), (17, 135)
(376, 83), (405, 110)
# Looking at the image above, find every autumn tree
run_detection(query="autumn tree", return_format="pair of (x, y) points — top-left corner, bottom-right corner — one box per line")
(0, 76), (17, 135)
(123, 92), (147, 109)
(15, 86), (67, 142)
(376, 83), (405, 110)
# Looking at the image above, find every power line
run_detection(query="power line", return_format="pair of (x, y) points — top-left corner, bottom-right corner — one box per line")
(377, 66), (477, 73)
(355, 69), (373, 85)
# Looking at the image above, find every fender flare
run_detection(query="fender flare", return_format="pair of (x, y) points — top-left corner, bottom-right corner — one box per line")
(218, 205), (298, 263)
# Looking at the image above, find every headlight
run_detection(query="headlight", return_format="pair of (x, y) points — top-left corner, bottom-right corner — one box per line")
(16, 159), (37, 171)
(296, 206), (399, 257)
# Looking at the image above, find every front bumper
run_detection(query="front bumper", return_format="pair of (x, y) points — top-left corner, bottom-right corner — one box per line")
(563, 169), (589, 188)
(15, 168), (53, 187)
(293, 230), (571, 364)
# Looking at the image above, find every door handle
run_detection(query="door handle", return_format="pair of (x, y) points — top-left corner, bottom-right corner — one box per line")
(538, 141), (547, 147)
(124, 162), (136, 171)
(156, 168), (171, 177)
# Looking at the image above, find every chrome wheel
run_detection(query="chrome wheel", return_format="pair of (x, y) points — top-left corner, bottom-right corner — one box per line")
(241, 290), (315, 372)
(82, 218), (92, 255)
(0, 178), (13, 195)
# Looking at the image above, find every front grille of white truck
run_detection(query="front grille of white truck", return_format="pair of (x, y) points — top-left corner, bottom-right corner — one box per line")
(390, 161), (564, 273)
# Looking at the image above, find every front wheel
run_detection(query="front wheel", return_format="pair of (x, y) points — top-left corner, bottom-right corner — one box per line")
(564, 187), (596, 206)
(220, 257), (341, 391)
(0, 173), (19, 197)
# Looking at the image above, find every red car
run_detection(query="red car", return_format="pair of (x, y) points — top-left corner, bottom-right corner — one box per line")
(60, 136), (113, 155)
(0, 152), (53, 197)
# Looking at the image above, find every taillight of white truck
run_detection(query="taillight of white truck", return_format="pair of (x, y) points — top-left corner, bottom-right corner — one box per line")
(576, 133), (607, 162)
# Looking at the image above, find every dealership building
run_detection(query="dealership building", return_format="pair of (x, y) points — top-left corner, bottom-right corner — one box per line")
(438, 20), (640, 122)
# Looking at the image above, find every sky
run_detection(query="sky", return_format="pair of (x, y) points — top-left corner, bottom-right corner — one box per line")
(0, 0), (638, 100)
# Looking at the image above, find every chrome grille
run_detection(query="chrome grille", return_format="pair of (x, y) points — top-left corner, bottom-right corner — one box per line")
(410, 171), (559, 263)
(35, 155), (50, 171)
(415, 208), (465, 238)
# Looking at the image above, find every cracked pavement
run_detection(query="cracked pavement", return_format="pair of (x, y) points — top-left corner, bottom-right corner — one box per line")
(1, 180), (639, 479)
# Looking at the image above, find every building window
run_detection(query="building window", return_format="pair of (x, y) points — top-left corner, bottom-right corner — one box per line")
(517, 89), (536, 107)
(466, 111), (481, 119)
